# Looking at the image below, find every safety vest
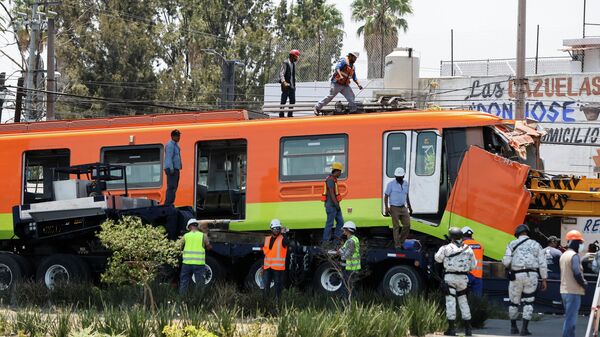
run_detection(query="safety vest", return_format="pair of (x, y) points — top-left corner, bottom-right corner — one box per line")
(333, 57), (355, 86)
(182, 231), (206, 265)
(344, 235), (361, 271)
(263, 235), (287, 271)
(321, 175), (342, 202)
(464, 238), (483, 278)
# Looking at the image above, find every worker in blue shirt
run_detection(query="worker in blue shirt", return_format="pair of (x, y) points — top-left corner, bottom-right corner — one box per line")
(313, 51), (363, 115)
(164, 129), (182, 205)
(384, 167), (413, 249)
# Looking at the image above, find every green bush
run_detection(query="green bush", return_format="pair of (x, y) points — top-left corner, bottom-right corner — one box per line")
(163, 324), (217, 337)
(97, 216), (179, 310)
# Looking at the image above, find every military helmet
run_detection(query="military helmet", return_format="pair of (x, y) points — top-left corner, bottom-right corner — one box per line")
(448, 227), (463, 241)
(514, 224), (530, 237)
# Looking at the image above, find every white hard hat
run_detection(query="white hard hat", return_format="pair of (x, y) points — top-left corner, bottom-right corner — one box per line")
(270, 219), (282, 229)
(342, 221), (357, 232)
(186, 218), (199, 230)
(349, 51), (360, 58)
(394, 167), (406, 177)
(461, 226), (474, 235)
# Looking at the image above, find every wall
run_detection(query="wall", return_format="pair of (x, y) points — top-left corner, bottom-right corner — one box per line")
(425, 74), (600, 176)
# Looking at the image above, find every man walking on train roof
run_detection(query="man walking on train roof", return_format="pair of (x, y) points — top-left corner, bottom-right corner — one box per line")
(322, 162), (345, 244)
(384, 167), (413, 249)
(313, 51), (363, 115)
(279, 49), (300, 118)
(164, 129), (182, 206)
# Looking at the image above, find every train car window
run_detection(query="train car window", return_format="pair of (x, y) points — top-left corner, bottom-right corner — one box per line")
(101, 145), (163, 189)
(280, 134), (347, 181)
(386, 133), (407, 178)
(415, 132), (437, 176)
(23, 149), (70, 204)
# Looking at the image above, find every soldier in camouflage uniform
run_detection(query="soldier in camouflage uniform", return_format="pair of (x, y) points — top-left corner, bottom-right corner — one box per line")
(435, 227), (477, 336)
(502, 224), (548, 336)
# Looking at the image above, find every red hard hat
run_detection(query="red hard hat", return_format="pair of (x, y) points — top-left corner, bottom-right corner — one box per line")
(565, 230), (584, 242)
(289, 49), (300, 57)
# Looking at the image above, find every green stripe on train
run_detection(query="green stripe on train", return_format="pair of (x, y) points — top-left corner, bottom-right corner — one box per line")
(440, 211), (513, 261)
(236, 200), (511, 260)
(0, 213), (14, 240)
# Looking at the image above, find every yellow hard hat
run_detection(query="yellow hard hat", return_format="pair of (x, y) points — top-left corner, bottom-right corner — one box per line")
(331, 162), (344, 171)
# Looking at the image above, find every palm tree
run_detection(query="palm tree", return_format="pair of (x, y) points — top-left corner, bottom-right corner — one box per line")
(351, 0), (412, 79)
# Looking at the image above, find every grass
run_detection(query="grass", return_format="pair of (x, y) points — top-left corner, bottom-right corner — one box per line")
(0, 281), (489, 337)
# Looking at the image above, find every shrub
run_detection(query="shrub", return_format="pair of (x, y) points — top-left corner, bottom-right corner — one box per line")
(97, 216), (179, 311)
(163, 324), (218, 337)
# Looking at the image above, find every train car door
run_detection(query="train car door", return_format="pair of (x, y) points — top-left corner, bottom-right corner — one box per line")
(382, 130), (442, 214)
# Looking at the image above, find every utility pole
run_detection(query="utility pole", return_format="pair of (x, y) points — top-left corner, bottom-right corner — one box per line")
(515, 0), (527, 120)
(46, 14), (56, 120)
(221, 60), (237, 109)
(201, 49), (241, 109)
(24, 2), (41, 121)
(0, 72), (6, 122)
(14, 77), (25, 123)
(451, 29), (454, 77)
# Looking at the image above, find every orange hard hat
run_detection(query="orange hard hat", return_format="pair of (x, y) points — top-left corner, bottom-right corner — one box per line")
(565, 230), (584, 242)
(289, 49), (300, 57)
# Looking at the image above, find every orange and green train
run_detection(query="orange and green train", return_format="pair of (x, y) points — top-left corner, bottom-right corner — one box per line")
(0, 109), (550, 260)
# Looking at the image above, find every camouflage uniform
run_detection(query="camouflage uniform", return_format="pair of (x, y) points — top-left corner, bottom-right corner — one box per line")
(502, 236), (548, 320)
(435, 242), (477, 320)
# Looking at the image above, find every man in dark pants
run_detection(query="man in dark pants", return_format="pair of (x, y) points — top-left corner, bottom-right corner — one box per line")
(179, 218), (212, 295)
(164, 129), (182, 206)
(321, 162), (345, 244)
(262, 219), (289, 300)
(279, 49), (300, 118)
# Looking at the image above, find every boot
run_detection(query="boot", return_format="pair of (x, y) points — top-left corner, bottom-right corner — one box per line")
(444, 320), (456, 336)
(510, 320), (520, 335)
(520, 319), (531, 336)
(464, 320), (473, 337)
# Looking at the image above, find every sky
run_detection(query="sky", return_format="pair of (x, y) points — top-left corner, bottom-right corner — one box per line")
(1, 1), (599, 88)
(338, 0), (600, 77)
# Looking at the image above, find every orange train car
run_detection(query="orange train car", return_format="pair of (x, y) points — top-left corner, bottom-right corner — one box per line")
(0, 109), (541, 260)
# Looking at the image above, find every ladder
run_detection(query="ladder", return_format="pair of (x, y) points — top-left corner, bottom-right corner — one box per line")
(585, 275), (600, 337)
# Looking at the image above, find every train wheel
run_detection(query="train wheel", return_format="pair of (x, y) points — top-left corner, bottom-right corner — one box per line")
(0, 253), (26, 291)
(36, 254), (90, 289)
(378, 265), (422, 299)
(192, 256), (224, 287)
(244, 260), (277, 291)
(312, 262), (343, 295)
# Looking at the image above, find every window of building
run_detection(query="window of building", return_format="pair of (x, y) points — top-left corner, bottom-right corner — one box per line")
(101, 145), (162, 189)
(280, 134), (347, 181)
(386, 133), (407, 178)
(415, 132), (437, 176)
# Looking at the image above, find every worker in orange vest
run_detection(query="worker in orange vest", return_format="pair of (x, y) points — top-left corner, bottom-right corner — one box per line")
(462, 226), (484, 297)
(321, 162), (345, 244)
(262, 219), (289, 300)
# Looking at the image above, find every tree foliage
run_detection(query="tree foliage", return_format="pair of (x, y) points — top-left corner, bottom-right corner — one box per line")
(351, 0), (413, 78)
(11, 0), (345, 117)
(97, 216), (179, 309)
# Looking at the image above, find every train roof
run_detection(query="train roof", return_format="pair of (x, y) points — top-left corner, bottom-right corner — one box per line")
(0, 109), (504, 138)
